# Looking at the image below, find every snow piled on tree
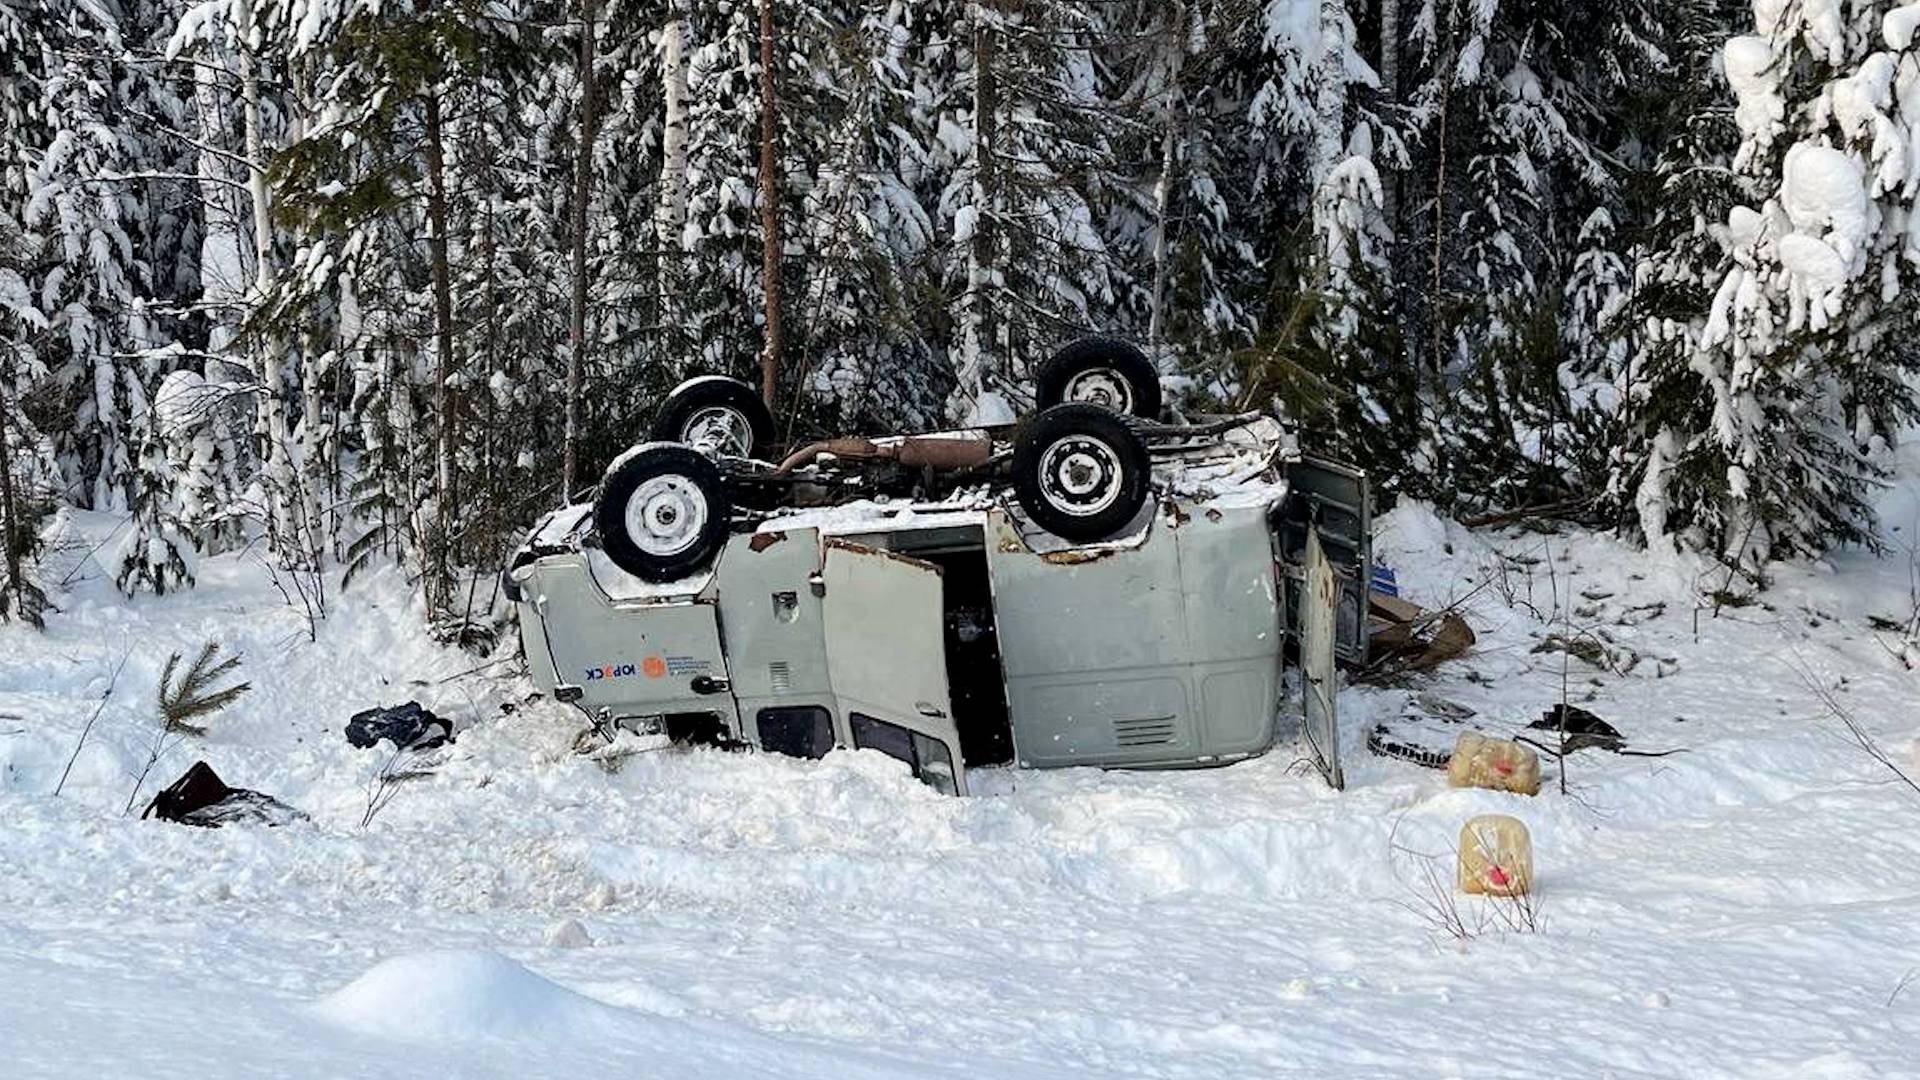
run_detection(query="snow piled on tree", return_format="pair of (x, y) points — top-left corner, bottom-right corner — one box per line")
(1642, 0), (1920, 563)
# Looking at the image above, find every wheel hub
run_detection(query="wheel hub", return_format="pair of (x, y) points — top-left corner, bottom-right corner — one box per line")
(624, 475), (709, 556)
(681, 406), (753, 456)
(1061, 368), (1133, 414)
(1038, 435), (1122, 517)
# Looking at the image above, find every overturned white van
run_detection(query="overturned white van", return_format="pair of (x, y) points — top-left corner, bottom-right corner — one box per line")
(506, 416), (1370, 795)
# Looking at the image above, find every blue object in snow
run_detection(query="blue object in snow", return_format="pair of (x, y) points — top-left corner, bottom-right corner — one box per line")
(1371, 563), (1399, 597)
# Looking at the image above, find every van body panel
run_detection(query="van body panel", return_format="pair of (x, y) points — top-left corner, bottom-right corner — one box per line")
(1175, 501), (1285, 759)
(982, 501), (1282, 768)
(707, 527), (837, 744)
(1276, 457), (1372, 665)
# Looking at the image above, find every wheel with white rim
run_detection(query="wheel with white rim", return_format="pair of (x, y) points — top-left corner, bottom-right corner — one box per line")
(1034, 337), (1161, 420)
(1012, 403), (1151, 542)
(594, 443), (733, 581)
(650, 375), (776, 459)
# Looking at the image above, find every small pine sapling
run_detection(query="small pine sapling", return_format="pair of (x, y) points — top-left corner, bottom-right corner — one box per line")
(126, 643), (251, 814)
(157, 642), (252, 735)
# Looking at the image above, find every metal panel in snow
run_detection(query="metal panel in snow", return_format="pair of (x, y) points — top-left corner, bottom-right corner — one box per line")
(1300, 528), (1343, 790)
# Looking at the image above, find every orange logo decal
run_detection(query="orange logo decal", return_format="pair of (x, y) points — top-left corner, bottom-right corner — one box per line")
(642, 656), (667, 679)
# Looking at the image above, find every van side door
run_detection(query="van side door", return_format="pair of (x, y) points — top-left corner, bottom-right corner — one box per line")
(819, 538), (967, 795)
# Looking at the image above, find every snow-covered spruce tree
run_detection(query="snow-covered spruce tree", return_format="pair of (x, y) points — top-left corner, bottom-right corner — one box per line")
(566, 1), (665, 482)
(116, 398), (196, 596)
(167, 0), (335, 568)
(0, 379), (54, 625)
(943, 0), (1122, 424)
(1628, 1), (1920, 564)
(784, 1), (947, 433)
(634, 0), (794, 426)
(0, 25), (51, 625)
(0, 210), (55, 625)
(149, 366), (246, 549)
(267, 0), (506, 611)
(1301, 123), (1412, 475)
(434, 0), (586, 580)
(8, 0), (190, 514)
(675, 1), (769, 391)
(1241, 0), (1420, 481)
(1605, 0), (1752, 543)
(1396, 0), (1665, 514)
(1558, 205), (1634, 485)
(1095, 0), (1261, 396)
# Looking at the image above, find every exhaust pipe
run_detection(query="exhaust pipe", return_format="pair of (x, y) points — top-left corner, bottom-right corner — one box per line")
(774, 436), (991, 475)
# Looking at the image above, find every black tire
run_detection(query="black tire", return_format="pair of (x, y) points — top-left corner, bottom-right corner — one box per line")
(1034, 337), (1162, 420)
(650, 376), (776, 459)
(1012, 403), (1152, 542)
(595, 443), (733, 582)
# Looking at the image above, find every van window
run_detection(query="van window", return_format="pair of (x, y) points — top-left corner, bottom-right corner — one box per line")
(914, 736), (957, 796)
(851, 713), (958, 796)
(663, 711), (730, 747)
(757, 706), (833, 759)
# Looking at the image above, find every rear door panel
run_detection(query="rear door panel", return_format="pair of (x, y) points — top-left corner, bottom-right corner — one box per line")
(1276, 456), (1372, 666)
(1299, 528), (1343, 789)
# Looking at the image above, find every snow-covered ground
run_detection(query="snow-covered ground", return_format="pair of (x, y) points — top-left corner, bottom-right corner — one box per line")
(4, 481), (1920, 1078)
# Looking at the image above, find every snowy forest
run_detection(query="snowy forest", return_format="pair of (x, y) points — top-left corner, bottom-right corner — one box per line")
(5, 0), (1920, 629)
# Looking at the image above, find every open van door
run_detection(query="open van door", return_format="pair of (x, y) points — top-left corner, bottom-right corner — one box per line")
(820, 538), (968, 795)
(1276, 455), (1372, 666)
(1299, 528), (1343, 789)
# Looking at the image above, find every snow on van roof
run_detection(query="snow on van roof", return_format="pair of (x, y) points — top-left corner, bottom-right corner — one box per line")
(568, 469), (1290, 602)
(759, 490), (997, 536)
(754, 414), (1292, 532)
(570, 441), (1290, 542)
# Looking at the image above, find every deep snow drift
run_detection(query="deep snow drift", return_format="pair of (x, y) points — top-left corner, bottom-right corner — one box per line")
(3, 484), (1919, 1077)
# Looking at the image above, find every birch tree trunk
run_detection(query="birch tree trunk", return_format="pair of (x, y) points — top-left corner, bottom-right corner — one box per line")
(385, 345), (416, 560)
(755, 0), (783, 412)
(1377, 0), (1408, 391)
(0, 385), (23, 622)
(562, 0), (598, 502)
(236, 0), (273, 319)
(1379, 0), (1400, 225)
(424, 87), (457, 612)
(955, 1), (998, 416)
(191, 63), (245, 349)
(1429, 56), (1454, 385)
(656, 0), (690, 325)
(235, 0), (291, 544)
(1382, 0), (1397, 206)
(286, 52), (330, 563)
(1311, 0), (1349, 188)
(1379, 0), (1399, 99)
(1147, 1), (1186, 353)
